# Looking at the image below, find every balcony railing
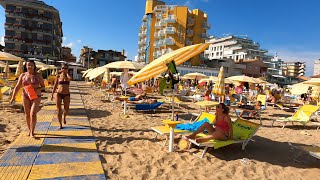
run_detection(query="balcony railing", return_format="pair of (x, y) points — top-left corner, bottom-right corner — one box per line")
(155, 13), (162, 19)
(155, 22), (161, 29)
(154, 40), (164, 47)
(154, 5), (167, 11)
(164, 27), (176, 34)
(202, 22), (211, 29)
(187, 18), (194, 26)
(165, 15), (176, 23)
(186, 40), (193, 46)
(164, 38), (175, 45)
(162, 48), (172, 54)
(186, 29), (193, 36)
(201, 33), (210, 39)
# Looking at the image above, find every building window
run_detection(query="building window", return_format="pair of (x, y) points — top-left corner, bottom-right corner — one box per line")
(6, 43), (15, 50)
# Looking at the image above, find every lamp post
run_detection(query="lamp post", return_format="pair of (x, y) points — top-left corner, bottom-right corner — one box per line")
(87, 48), (91, 69)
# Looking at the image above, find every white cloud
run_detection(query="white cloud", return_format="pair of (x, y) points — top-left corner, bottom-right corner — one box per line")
(62, 37), (67, 42)
(0, 36), (4, 46)
(184, 0), (192, 7)
(270, 49), (320, 76)
(76, 39), (82, 43)
(63, 42), (73, 48)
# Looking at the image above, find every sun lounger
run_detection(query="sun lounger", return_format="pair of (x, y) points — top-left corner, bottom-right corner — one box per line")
(127, 102), (163, 113)
(272, 104), (319, 129)
(151, 112), (216, 147)
(1, 88), (23, 112)
(185, 118), (261, 158)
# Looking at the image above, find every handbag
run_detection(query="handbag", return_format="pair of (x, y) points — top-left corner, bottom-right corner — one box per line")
(24, 85), (38, 100)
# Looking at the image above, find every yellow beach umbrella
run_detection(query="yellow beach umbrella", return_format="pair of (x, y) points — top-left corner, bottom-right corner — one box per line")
(103, 61), (144, 70)
(3, 62), (10, 78)
(82, 68), (93, 77)
(303, 78), (320, 85)
(213, 66), (225, 96)
(199, 76), (218, 83)
(183, 72), (208, 80)
(15, 61), (23, 77)
(128, 43), (211, 85)
(0, 52), (23, 61)
(87, 67), (107, 80)
(227, 75), (256, 83)
(103, 68), (110, 83)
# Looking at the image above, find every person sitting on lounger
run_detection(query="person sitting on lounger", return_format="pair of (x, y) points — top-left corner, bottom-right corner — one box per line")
(239, 101), (262, 117)
(186, 103), (233, 143)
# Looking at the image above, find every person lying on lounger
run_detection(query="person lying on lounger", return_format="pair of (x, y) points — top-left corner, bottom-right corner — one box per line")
(129, 98), (158, 104)
(239, 101), (262, 117)
(186, 103), (233, 143)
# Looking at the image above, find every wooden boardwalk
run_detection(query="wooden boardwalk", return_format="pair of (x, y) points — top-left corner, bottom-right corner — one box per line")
(0, 82), (106, 179)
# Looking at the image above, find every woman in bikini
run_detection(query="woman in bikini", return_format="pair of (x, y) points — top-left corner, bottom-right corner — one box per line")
(51, 63), (71, 129)
(186, 103), (233, 143)
(10, 60), (45, 138)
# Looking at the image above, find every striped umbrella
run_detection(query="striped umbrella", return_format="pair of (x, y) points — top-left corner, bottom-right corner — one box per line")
(213, 66), (225, 96)
(128, 43), (211, 85)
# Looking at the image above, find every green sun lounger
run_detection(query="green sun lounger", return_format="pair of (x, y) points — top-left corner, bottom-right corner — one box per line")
(151, 112), (216, 147)
(272, 104), (319, 129)
(185, 118), (261, 158)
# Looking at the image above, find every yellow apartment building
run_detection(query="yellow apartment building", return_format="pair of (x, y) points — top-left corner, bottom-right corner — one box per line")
(137, 0), (211, 66)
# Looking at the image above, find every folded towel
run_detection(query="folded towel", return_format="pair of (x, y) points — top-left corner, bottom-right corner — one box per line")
(176, 118), (210, 131)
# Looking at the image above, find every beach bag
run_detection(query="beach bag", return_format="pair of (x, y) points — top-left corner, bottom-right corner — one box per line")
(24, 85), (38, 100)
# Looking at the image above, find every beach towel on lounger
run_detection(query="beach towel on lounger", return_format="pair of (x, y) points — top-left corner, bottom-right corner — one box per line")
(175, 118), (210, 131)
(135, 102), (163, 111)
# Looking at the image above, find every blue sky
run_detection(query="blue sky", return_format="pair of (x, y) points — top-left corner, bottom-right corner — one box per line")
(1, 0), (320, 75)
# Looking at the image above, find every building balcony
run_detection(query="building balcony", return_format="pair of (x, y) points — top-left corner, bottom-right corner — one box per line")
(186, 40), (193, 46)
(154, 5), (167, 11)
(186, 29), (193, 37)
(141, 22), (147, 28)
(164, 38), (175, 45)
(162, 48), (172, 54)
(155, 13), (162, 19)
(165, 15), (176, 23)
(154, 40), (164, 47)
(164, 27), (176, 34)
(187, 18), (195, 26)
(201, 33), (210, 39)
(155, 22), (161, 29)
(202, 22), (211, 29)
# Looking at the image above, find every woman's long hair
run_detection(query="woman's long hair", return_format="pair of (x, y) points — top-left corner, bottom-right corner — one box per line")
(219, 103), (229, 115)
(23, 60), (37, 73)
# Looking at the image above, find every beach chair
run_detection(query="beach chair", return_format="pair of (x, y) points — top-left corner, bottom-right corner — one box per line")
(288, 142), (320, 161)
(185, 118), (261, 158)
(151, 112), (216, 147)
(127, 102), (163, 113)
(272, 104), (319, 129)
(1, 88), (23, 112)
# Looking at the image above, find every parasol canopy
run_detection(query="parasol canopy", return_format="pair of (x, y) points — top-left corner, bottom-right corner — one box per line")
(128, 43), (211, 85)
(226, 75), (256, 83)
(103, 61), (144, 70)
(0, 52), (23, 61)
(182, 72), (208, 80)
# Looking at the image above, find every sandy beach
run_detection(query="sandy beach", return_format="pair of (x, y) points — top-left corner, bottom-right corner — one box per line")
(0, 82), (319, 179)
(77, 82), (319, 180)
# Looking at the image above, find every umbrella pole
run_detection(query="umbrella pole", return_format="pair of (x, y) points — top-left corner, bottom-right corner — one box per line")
(172, 89), (175, 120)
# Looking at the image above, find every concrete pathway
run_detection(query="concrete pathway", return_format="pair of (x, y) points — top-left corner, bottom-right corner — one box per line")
(0, 82), (106, 179)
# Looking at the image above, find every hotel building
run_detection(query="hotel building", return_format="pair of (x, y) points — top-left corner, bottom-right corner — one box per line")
(313, 59), (320, 76)
(137, 0), (210, 66)
(0, 0), (63, 61)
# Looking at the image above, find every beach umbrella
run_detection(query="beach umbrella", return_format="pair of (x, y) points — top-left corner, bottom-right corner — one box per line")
(183, 72), (208, 80)
(103, 68), (110, 83)
(199, 76), (218, 83)
(0, 61), (6, 68)
(213, 66), (225, 97)
(103, 60), (144, 70)
(15, 61), (23, 77)
(303, 78), (320, 85)
(0, 52), (23, 62)
(3, 62), (10, 78)
(128, 43), (211, 85)
(82, 68), (93, 77)
(51, 68), (56, 75)
(226, 75), (256, 83)
(87, 67), (107, 80)
(290, 83), (313, 95)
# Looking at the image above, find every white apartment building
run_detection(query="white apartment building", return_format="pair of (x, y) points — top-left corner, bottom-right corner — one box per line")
(204, 36), (272, 62)
(314, 59), (320, 75)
